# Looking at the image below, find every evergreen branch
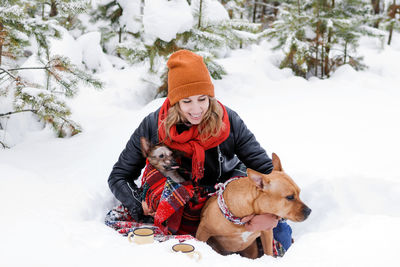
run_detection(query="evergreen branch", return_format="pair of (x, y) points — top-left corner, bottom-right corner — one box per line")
(0, 140), (9, 149)
(0, 66), (50, 78)
(0, 67), (18, 80)
(0, 109), (37, 117)
(5, 66), (50, 72)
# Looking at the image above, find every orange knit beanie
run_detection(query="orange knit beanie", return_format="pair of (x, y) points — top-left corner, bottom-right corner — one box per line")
(167, 50), (214, 106)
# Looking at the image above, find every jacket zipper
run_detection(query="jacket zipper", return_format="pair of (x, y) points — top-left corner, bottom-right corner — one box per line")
(217, 145), (224, 181)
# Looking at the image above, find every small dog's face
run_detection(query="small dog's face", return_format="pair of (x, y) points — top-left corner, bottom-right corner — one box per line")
(147, 145), (179, 172)
(248, 154), (311, 222)
(140, 137), (179, 173)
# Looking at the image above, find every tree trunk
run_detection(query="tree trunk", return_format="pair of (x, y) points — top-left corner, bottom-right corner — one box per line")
(324, 52), (329, 76)
(387, 1), (399, 45)
(198, 0), (203, 28)
(320, 44), (324, 78)
(261, 0), (266, 24)
(388, 23), (394, 45)
(315, 44), (318, 76)
(315, 26), (319, 76)
(344, 41), (348, 64)
(141, 0), (145, 16)
(50, 0), (58, 17)
(0, 22), (3, 66)
(253, 1), (257, 23)
(371, 0), (380, 14)
(297, 0), (301, 15)
(117, 27), (122, 57)
(324, 29), (332, 77)
(371, 0), (381, 27)
(316, 4), (321, 77)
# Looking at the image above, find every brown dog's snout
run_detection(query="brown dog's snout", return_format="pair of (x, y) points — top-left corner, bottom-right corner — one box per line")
(163, 158), (179, 171)
(302, 206), (312, 220)
(170, 158), (178, 166)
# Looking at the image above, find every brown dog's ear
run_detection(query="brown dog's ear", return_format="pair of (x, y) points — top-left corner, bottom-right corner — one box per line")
(272, 153), (283, 171)
(140, 137), (150, 158)
(247, 168), (270, 189)
(172, 149), (185, 159)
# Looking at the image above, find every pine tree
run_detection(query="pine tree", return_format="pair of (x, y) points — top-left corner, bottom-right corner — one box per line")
(261, 0), (311, 77)
(220, 0), (247, 19)
(381, 1), (400, 45)
(112, 0), (261, 97)
(0, 0), (102, 148)
(0, 1), (30, 66)
(190, 0), (261, 50)
(9, 56), (101, 137)
(264, 0), (384, 78)
(91, 0), (143, 57)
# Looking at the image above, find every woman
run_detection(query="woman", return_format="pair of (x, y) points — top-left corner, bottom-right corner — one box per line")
(107, 50), (292, 255)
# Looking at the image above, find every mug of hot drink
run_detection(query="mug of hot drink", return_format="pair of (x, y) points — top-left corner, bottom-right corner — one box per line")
(172, 243), (202, 261)
(128, 227), (154, 245)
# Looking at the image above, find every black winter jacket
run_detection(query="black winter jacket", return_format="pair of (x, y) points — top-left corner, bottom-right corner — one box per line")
(108, 105), (273, 220)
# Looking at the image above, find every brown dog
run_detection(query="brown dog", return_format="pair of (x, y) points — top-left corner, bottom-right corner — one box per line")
(140, 137), (186, 183)
(196, 153), (311, 258)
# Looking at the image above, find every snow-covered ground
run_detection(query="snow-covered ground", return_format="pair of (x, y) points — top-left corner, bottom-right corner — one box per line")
(1, 29), (400, 266)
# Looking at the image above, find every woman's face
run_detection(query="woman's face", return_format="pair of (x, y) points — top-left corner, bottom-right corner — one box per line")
(178, 95), (210, 125)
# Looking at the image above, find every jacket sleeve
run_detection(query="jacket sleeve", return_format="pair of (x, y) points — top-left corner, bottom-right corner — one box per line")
(229, 109), (274, 175)
(107, 113), (155, 220)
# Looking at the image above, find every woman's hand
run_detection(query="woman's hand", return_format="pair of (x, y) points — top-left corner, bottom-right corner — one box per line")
(241, 213), (280, 232)
(142, 201), (156, 217)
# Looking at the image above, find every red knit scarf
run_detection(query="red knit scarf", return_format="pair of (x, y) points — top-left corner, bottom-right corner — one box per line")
(158, 98), (230, 182)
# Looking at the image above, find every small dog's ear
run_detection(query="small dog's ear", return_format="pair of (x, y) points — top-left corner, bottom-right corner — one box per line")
(172, 149), (185, 158)
(140, 137), (150, 158)
(272, 153), (283, 171)
(247, 168), (270, 189)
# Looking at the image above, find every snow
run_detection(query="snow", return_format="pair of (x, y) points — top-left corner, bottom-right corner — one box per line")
(304, 25), (316, 40)
(1, 12), (400, 267)
(0, 4), (23, 16)
(50, 27), (84, 67)
(191, 0), (230, 25)
(142, 0), (230, 45)
(76, 31), (113, 72)
(117, 0), (142, 34)
(143, 0), (193, 44)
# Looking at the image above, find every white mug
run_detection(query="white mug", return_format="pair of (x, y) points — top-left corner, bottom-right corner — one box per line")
(172, 243), (202, 261)
(128, 227), (154, 245)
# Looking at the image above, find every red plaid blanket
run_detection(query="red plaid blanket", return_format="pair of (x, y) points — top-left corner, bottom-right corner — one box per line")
(104, 205), (194, 242)
(141, 163), (207, 235)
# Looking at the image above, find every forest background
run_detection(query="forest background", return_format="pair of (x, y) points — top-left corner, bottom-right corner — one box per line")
(1, 1), (400, 267)
(1, 0), (399, 145)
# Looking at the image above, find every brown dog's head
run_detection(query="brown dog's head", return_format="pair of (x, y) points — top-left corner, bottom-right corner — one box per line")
(248, 153), (311, 222)
(140, 137), (180, 172)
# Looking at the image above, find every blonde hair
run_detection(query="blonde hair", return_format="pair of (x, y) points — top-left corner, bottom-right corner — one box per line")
(162, 97), (224, 142)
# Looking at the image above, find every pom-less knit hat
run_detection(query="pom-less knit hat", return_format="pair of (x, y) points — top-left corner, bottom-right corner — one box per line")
(167, 50), (214, 106)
